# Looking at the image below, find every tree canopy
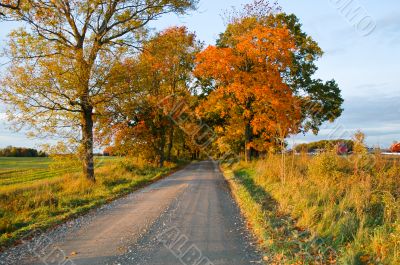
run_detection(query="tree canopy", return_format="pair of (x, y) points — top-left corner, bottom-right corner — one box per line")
(100, 26), (202, 166)
(0, 0), (344, 170)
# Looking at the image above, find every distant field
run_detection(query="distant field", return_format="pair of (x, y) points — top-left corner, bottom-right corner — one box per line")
(0, 157), (119, 189)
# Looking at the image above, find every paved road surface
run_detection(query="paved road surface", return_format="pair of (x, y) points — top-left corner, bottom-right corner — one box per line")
(1, 161), (261, 265)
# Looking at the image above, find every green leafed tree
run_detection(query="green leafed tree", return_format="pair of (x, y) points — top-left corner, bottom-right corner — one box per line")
(0, 0), (197, 181)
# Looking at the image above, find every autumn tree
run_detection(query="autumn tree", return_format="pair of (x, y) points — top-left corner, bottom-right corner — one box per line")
(195, 4), (300, 161)
(102, 26), (201, 166)
(0, 0), (20, 16)
(195, 0), (343, 161)
(0, 0), (197, 181)
(226, 2), (344, 135)
(140, 26), (201, 162)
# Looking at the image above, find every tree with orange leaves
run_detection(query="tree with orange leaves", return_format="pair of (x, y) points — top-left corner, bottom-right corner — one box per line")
(195, 0), (343, 161)
(195, 12), (300, 161)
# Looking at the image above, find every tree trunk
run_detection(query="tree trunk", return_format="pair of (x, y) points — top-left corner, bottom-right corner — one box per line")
(167, 125), (174, 161)
(158, 131), (167, 168)
(244, 97), (255, 162)
(245, 121), (253, 162)
(76, 48), (96, 182)
(81, 107), (95, 182)
(158, 150), (165, 168)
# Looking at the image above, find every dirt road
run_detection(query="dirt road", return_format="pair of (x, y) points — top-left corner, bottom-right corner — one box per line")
(1, 161), (261, 265)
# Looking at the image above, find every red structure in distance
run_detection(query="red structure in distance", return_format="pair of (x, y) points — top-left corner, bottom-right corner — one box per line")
(390, 143), (400, 153)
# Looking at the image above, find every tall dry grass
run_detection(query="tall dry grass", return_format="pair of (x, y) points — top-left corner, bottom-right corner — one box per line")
(225, 151), (400, 264)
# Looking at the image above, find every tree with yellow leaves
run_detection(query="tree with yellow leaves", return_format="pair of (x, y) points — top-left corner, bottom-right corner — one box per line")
(102, 26), (201, 166)
(0, 0), (197, 181)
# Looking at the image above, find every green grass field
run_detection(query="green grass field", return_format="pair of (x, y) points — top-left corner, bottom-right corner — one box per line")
(0, 157), (118, 189)
(0, 156), (182, 249)
(0, 157), (60, 187)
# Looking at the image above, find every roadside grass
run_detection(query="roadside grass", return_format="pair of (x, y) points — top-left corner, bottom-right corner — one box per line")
(222, 153), (400, 264)
(0, 157), (185, 249)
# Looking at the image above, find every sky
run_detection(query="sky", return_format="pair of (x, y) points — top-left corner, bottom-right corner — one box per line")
(0, 0), (399, 149)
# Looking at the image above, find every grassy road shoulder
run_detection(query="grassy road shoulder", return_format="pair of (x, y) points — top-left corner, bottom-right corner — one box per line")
(221, 163), (336, 265)
(221, 154), (400, 264)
